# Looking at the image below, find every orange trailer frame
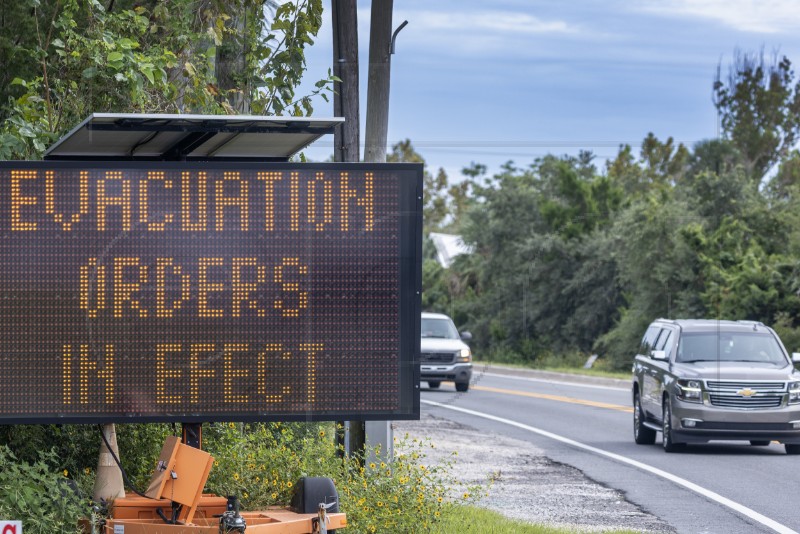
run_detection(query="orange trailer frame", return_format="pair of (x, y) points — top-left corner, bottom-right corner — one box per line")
(91, 436), (346, 534)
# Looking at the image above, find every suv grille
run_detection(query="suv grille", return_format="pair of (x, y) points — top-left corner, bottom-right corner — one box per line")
(708, 394), (783, 409)
(706, 381), (786, 409)
(420, 352), (455, 364)
(706, 381), (785, 391)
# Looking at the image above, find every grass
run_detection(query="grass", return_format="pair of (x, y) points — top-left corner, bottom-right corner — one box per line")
(478, 359), (630, 381)
(432, 505), (640, 534)
(536, 365), (630, 381)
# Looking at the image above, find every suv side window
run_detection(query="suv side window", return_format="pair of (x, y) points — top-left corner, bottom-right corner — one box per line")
(656, 329), (675, 358)
(641, 325), (661, 355)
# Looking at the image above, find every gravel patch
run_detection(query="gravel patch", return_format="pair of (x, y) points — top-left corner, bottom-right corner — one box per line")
(395, 413), (676, 533)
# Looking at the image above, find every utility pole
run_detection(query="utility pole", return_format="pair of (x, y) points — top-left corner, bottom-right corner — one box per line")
(331, 0), (365, 460)
(332, 0), (360, 163)
(363, 1), (394, 163)
(364, 0), (404, 465)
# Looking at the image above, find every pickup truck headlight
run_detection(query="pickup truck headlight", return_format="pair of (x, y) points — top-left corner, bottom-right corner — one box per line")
(677, 379), (703, 403)
(789, 381), (800, 405)
(456, 348), (472, 363)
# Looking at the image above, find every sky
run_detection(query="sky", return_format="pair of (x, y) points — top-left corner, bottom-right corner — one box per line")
(297, 0), (800, 181)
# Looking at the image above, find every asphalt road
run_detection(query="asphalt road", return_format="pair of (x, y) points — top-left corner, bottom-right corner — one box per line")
(419, 366), (800, 534)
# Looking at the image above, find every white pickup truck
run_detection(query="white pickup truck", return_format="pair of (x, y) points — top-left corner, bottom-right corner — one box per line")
(419, 312), (473, 392)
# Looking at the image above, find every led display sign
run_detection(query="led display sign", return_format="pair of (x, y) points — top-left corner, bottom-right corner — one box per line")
(0, 162), (422, 424)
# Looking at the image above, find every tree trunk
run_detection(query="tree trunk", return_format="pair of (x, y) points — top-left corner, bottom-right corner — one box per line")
(215, 1), (251, 114)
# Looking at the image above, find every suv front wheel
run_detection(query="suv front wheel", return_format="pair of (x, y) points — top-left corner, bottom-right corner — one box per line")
(662, 399), (684, 453)
(633, 391), (656, 445)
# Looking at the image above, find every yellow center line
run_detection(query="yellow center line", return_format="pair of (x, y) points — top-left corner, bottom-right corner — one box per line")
(473, 385), (633, 413)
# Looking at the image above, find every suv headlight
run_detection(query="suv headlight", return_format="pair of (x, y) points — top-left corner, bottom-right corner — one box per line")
(456, 348), (471, 363)
(789, 381), (800, 405)
(677, 379), (703, 403)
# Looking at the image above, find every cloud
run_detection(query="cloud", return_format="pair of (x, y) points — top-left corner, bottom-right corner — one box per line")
(395, 10), (579, 36)
(382, 8), (587, 59)
(636, 0), (800, 34)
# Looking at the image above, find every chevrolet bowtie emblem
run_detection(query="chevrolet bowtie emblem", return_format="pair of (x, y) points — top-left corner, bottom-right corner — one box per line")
(737, 388), (757, 397)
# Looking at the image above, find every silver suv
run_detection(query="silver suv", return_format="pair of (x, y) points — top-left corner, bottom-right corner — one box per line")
(420, 312), (473, 392)
(632, 319), (800, 453)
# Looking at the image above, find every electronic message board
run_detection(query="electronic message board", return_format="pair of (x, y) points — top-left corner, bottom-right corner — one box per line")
(0, 162), (422, 424)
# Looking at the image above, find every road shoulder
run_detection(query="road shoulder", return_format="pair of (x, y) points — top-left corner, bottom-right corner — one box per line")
(395, 410), (675, 532)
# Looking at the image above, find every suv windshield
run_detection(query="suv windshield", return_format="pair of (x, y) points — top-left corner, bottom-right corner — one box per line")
(676, 332), (787, 364)
(421, 317), (459, 339)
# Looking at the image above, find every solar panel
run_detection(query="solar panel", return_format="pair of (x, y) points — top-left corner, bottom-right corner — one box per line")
(44, 113), (343, 161)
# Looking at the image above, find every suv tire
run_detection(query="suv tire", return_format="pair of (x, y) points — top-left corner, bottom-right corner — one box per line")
(427, 381), (441, 389)
(662, 399), (684, 453)
(785, 444), (800, 455)
(455, 382), (469, 392)
(633, 391), (656, 445)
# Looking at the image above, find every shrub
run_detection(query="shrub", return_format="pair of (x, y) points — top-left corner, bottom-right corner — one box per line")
(200, 422), (481, 533)
(0, 446), (90, 534)
(2, 421), (481, 534)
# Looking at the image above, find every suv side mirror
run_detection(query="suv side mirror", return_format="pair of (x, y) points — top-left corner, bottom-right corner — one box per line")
(650, 350), (667, 361)
(460, 331), (473, 342)
(792, 353), (800, 363)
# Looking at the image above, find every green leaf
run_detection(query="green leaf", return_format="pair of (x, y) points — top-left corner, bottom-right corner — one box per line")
(82, 67), (98, 79)
(140, 66), (155, 84)
(11, 78), (27, 87)
(107, 51), (124, 62)
(118, 38), (136, 50)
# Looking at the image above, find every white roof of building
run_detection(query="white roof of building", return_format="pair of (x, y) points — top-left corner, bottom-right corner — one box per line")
(429, 232), (472, 268)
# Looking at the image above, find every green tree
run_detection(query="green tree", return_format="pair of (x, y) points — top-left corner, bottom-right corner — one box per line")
(596, 195), (704, 369)
(688, 138), (742, 179)
(714, 49), (800, 181)
(606, 134), (688, 197)
(1, 0), (335, 160)
(456, 155), (624, 362)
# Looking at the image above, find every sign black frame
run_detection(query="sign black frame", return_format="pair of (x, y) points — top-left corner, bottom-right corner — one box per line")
(0, 161), (422, 424)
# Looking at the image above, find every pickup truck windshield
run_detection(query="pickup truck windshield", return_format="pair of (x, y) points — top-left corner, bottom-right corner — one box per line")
(676, 332), (787, 364)
(421, 318), (460, 339)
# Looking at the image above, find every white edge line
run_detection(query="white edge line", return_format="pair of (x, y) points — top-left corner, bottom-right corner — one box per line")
(480, 371), (629, 392)
(422, 399), (798, 534)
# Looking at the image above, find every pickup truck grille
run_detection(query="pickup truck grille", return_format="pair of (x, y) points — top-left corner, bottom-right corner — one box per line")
(706, 381), (786, 409)
(420, 352), (455, 364)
